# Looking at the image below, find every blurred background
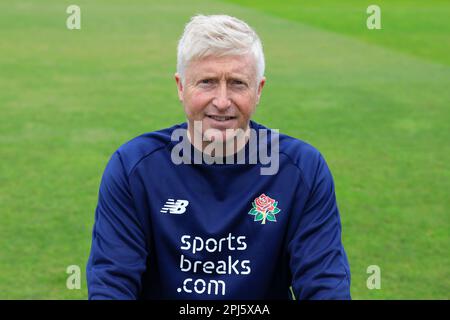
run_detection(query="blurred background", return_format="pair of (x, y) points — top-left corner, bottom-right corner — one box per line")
(0, 0), (448, 299)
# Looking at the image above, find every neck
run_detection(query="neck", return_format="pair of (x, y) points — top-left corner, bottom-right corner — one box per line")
(187, 123), (251, 157)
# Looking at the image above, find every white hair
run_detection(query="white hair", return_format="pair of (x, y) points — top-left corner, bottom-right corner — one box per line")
(176, 14), (265, 83)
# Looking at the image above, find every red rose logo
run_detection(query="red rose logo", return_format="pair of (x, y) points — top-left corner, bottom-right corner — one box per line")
(254, 194), (275, 213)
(248, 194), (281, 224)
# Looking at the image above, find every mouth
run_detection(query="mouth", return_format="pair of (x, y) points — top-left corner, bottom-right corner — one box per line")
(206, 115), (237, 122)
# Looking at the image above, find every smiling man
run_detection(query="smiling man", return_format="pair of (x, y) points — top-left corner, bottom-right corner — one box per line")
(175, 53), (264, 154)
(86, 14), (351, 300)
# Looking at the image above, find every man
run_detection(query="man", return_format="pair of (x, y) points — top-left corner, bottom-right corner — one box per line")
(86, 14), (351, 300)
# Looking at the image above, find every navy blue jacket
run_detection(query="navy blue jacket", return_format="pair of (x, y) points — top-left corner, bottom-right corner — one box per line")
(86, 121), (351, 299)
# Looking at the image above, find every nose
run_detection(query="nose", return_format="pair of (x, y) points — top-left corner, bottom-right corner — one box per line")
(212, 82), (231, 110)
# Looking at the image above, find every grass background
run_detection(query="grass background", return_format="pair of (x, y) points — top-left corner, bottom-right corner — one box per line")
(0, 0), (448, 299)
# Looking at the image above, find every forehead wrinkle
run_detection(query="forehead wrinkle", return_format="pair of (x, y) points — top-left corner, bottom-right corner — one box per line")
(198, 63), (251, 74)
(189, 54), (255, 76)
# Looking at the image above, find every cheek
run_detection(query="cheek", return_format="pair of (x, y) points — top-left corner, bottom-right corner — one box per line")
(235, 94), (257, 116)
(185, 91), (211, 114)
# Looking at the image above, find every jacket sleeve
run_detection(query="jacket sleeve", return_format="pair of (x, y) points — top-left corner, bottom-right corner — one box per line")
(86, 151), (148, 299)
(289, 154), (351, 300)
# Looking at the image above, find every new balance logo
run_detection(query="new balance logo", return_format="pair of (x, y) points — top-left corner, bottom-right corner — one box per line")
(160, 199), (189, 214)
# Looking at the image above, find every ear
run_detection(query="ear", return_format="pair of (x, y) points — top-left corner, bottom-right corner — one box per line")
(174, 73), (184, 102)
(256, 76), (266, 104)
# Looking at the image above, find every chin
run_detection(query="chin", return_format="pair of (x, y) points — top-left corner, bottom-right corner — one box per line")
(203, 130), (229, 143)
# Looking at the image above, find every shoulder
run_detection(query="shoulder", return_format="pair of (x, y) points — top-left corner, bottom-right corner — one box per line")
(253, 121), (328, 190)
(112, 122), (186, 177)
(253, 121), (323, 165)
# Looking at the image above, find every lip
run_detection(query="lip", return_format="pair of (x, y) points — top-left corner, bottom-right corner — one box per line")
(206, 115), (236, 120)
(205, 115), (237, 128)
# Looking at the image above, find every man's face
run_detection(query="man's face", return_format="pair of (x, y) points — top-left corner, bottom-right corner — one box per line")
(175, 54), (265, 143)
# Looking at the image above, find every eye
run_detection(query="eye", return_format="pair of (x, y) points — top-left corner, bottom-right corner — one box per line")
(199, 79), (214, 85)
(231, 79), (246, 87)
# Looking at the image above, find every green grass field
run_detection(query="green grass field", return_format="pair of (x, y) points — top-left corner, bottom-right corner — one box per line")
(0, 0), (448, 299)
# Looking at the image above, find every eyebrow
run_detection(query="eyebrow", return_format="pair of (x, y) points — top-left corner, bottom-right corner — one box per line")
(196, 73), (251, 82)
